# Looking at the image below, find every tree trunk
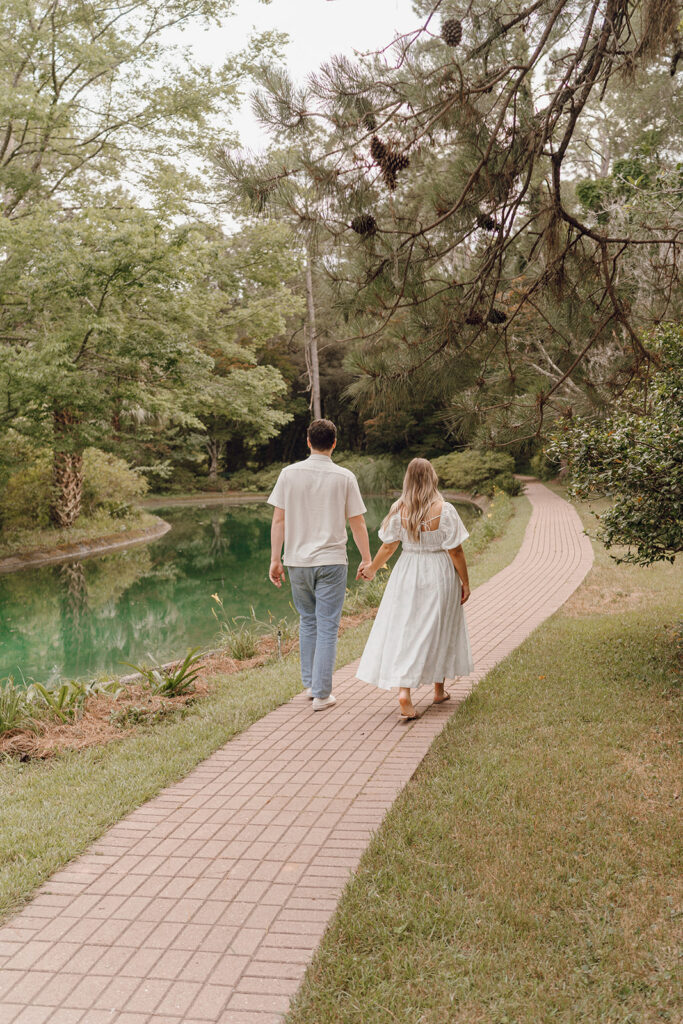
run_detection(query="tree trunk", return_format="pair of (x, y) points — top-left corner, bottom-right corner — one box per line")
(207, 437), (220, 480)
(304, 251), (322, 420)
(50, 411), (83, 528)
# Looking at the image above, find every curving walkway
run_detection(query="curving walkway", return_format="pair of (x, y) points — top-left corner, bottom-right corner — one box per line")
(0, 482), (593, 1024)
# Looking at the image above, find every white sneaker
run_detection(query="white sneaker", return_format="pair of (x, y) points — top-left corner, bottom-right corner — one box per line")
(303, 688), (313, 699)
(312, 694), (337, 711)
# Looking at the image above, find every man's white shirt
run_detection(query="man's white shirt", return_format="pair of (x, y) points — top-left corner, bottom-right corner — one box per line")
(267, 454), (366, 566)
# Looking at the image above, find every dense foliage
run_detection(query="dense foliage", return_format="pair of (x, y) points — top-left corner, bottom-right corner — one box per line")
(432, 450), (521, 496)
(0, 449), (148, 531)
(0, 0), (296, 528)
(550, 324), (682, 565)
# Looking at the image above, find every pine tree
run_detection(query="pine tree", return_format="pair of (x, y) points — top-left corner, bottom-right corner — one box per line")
(219, 1), (682, 448)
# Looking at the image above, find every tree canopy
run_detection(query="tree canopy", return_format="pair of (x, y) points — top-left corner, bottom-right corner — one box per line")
(219, 0), (682, 448)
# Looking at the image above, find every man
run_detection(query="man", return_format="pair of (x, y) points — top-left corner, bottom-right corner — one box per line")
(268, 419), (371, 710)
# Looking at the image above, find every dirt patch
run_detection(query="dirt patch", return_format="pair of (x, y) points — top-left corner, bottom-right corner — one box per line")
(0, 608), (377, 760)
(562, 581), (648, 617)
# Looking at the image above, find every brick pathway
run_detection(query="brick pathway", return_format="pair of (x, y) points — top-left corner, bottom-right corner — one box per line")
(0, 482), (593, 1024)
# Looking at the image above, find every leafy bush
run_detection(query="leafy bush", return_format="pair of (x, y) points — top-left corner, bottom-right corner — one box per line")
(549, 323), (682, 565)
(82, 449), (148, 516)
(0, 448), (147, 531)
(228, 463), (288, 493)
(335, 454), (407, 493)
(229, 454), (407, 495)
(530, 450), (561, 481)
(0, 458), (53, 530)
(432, 449), (521, 496)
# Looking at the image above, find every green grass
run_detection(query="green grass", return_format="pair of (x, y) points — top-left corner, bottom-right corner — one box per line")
(0, 510), (161, 560)
(0, 491), (530, 922)
(467, 492), (529, 588)
(286, 500), (682, 1024)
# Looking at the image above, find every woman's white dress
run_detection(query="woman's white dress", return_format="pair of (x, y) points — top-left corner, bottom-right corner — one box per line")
(357, 502), (474, 690)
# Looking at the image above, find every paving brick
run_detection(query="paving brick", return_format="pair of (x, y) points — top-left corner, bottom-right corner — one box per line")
(186, 983), (232, 1019)
(122, 978), (171, 1014)
(227, 992), (290, 1013)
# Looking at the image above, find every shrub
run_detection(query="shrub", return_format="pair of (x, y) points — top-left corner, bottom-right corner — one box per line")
(335, 453), (407, 493)
(530, 450), (561, 481)
(228, 463), (288, 493)
(432, 449), (520, 496)
(549, 323), (683, 565)
(0, 458), (53, 530)
(229, 455), (407, 495)
(0, 448), (147, 531)
(82, 448), (148, 516)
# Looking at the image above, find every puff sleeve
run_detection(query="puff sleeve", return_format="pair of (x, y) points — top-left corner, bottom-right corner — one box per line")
(440, 502), (469, 550)
(378, 512), (402, 544)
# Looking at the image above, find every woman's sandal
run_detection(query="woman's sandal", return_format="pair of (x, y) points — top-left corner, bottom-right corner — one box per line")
(433, 691), (451, 705)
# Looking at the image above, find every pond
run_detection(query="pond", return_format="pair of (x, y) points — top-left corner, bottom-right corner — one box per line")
(0, 497), (478, 685)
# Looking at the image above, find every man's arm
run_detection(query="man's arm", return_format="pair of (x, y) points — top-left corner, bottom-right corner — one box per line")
(348, 513), (372, 579)
(269, 507), (286, 587)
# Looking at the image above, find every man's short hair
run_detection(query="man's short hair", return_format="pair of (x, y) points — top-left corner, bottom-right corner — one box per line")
(307, 418), (337, 451)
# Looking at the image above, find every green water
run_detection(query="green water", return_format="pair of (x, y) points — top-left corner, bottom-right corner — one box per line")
(0, 498), (477, 685)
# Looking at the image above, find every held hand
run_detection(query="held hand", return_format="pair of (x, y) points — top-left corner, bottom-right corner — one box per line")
(356, 560), (372, 581)
(360, 565), (376, 582)
(460, 583), (470, 605)
(269, 560), (286, 588)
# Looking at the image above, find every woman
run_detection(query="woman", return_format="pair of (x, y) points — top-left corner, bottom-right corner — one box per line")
(357, 458), (473, 719)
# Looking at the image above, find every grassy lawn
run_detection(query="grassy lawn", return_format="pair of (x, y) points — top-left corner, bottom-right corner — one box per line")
(0, 494), (530, 922)
(286, 499), (682, 1024)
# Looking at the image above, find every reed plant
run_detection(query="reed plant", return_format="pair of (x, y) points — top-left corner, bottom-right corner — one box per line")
(123, 648), (202, 698)
(0, 678), (36, 737)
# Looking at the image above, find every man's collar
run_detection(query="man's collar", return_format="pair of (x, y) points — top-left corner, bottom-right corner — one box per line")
(308, 452), (332, 461)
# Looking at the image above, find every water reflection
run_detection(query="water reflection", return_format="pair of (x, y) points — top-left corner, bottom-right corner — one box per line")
(0, 498), (477, 684)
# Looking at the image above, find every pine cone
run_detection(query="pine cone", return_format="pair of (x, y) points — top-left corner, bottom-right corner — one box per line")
(465, 313), (484, 325)
(351, 214), (377, 237)
(476, 213), (497, 232)
(441, 18), (463, 48)
(370, 135), (410, 191)
(487, 309), (508, 324)
(370, 135), (388, 164)
(363, 112), (377, 131)
(671, 49), (682, 75)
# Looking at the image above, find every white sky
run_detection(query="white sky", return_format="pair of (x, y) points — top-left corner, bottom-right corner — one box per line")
(174, 0), (420, 149)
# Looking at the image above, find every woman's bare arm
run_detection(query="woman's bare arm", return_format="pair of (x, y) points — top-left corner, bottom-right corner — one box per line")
(360, 541), (400, 580)
(448, 544), (471, 604)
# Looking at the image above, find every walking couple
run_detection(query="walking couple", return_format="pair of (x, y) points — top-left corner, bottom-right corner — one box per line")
(268, 419), (473, 720)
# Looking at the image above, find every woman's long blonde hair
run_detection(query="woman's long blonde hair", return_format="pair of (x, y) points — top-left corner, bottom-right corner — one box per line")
(383, 458), (442, 542)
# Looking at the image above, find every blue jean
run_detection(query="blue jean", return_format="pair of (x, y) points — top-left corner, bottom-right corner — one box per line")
(288, 565), (348, 699)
